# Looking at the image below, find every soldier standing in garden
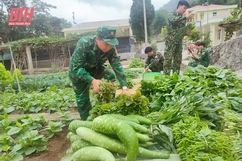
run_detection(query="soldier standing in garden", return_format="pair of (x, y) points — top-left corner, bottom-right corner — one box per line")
(144, 46), (164, 72)
(163, 0), (194, 75)
(69, 26), (129, 120)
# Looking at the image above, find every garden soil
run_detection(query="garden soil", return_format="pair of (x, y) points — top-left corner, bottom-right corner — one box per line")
(23, 126), (70, 161)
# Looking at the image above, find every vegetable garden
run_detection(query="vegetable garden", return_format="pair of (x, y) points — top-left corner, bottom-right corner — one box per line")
(1, 59), (242, 161)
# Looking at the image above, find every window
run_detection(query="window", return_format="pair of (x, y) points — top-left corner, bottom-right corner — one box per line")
(213, 12), (217, 17)
(217, 29), (221, 40)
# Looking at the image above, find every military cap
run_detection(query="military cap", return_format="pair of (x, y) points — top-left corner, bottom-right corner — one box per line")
(97, 26), (119, 46)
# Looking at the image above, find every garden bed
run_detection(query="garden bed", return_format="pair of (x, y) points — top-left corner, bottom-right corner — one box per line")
(24, 126), (70, 161)
(1, 58), (242, 161)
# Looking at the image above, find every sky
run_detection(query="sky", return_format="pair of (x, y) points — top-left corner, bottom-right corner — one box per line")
(40, 0), (170, 25)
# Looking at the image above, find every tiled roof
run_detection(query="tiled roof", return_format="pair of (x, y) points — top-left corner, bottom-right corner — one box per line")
(188, 4), (226, 10)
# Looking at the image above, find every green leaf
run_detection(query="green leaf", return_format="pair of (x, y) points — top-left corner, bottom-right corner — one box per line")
(12, 153), (23, 161)
(2, 145), (10, 151)
(7, 127), (21, 135)
(32, 135), (45, 141)
(215, 70), (226, 79)
(217, 92), (227, 98)
(200, 128), (211, 136)
(36, 145), (47, 152)
(214, 80), (222, 86)
(24, 147), (37, 155)
(4, 106), (15, 114)
(12, 144), (22, 152)
(158, 125), (174, 142)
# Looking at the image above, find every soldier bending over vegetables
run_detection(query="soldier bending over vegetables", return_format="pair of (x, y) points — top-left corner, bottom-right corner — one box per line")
(69, 26), (129, 120)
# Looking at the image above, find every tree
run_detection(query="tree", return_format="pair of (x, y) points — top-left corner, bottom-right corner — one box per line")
(129, 0), (155, 43)
(30, 0), (56, 15)
(219, 8), (242, 40)
(187, 29), (201, 42)
(161, 26), (167, 41)
(1, 0), (27, 13)
(28, 15), (72, 37)
(0, 0), (72, 42)
(153, 8), (168, 35)
(203, 32), (212, 47)
(0, 10), (11, 42)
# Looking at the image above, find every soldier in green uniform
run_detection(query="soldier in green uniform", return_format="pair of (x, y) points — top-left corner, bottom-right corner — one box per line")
(188, 41), (200, 61)
(144, 46), (164, 72)
(69, 26), (129, 120)
(188, 41), (210, 67)
(163, 0), (194, 75)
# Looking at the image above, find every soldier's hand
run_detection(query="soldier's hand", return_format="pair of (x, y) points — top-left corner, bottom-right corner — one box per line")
(112, 81), (116, 86)
(92, 79), (101, 94)
(144, 66), (149, 72)
(186, 12), (194, 19)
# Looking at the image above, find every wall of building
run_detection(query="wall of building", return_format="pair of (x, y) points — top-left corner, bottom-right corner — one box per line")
(190, 5), (237, 46)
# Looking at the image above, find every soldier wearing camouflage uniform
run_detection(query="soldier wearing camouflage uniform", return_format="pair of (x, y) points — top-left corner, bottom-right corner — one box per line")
(144, 46), (164, 72)
(163, 0), (194, 75)
(188, 42), (210, 67)
(69, 26), (129, 120)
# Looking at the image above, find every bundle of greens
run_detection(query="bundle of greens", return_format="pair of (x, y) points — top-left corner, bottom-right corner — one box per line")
(175, 22), (195, 40)
(144, 65), (242, 125)
(90, 91), (149, 119)
(95, 79), (116, 103)
(173, 116), (236, 161)
(219, 109), (242, 160)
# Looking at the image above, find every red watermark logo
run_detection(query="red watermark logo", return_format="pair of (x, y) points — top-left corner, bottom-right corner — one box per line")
(8, 8), (34, 26)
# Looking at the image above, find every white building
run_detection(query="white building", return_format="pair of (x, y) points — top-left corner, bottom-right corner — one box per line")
(187, 4), (237, 46)
(62, 19), (135, 53)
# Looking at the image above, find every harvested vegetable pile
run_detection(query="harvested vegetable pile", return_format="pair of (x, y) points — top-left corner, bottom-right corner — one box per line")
(66, 65), (242, 161)
(68, 114), (170, 161)
(141, 65), (242, 160)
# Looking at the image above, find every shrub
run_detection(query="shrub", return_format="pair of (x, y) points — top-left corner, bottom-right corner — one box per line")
(129, 58), (144, 68)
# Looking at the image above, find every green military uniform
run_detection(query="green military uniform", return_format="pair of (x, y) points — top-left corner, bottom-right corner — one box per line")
(163, 11), (186, 75)
(145, 52), (164, 72)
(188, 48), (209, 67)
(69, 26), (127, 120)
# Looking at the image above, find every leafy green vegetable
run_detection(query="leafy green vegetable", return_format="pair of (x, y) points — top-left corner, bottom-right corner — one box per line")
(173, 116), (235, 161)
(95, 79), (116, 104)
(143, 66), (242, 125)
(219, 109), (242, 160)
(124, 69), (140, 79)
(148, 123), (176, 153)
(0, 88), (75, 114)
(90, 91), (149, 119)
(0, 112), (73, 160)
(11, 72), (71, 92)
(129, 58), (144, 68)
(175, 22), (195, 40)
(0, 63), (23, 92)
